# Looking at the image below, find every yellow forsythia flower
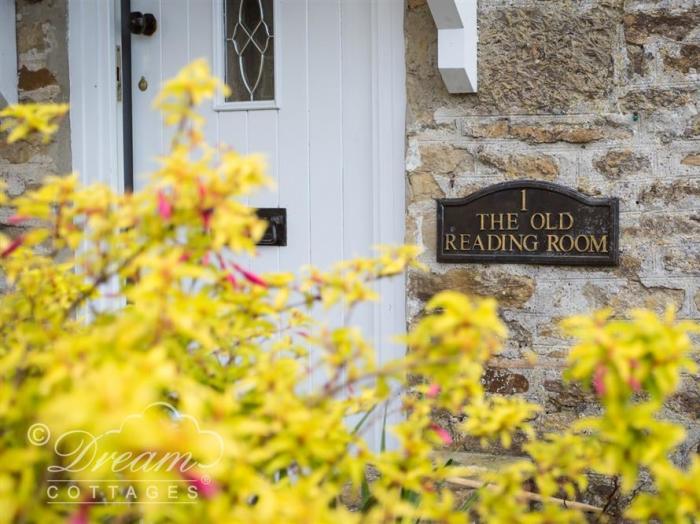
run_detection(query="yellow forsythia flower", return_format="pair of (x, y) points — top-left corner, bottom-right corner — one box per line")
(0, 103), (69, 143)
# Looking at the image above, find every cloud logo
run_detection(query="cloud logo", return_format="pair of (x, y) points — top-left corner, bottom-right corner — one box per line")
(46, 402), (225, 475)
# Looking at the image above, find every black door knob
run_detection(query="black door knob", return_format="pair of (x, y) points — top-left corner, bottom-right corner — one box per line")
(130, 12), (157, 36)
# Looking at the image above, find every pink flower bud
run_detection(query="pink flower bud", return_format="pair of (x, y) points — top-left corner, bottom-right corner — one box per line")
(182, 470), (218, 499)
(7, 214), (29, 225)
(426, 383), (441, 398)
(1, 236), (23, 258)
(430, 423), (453, 445)
(232, 263), (267, 287)
(629, 376), (641, 392)
(157, 190), (173, 220)
(69, 504), (90, 524)
(593, 365), (606, 396)
(200, 208), (214, 230)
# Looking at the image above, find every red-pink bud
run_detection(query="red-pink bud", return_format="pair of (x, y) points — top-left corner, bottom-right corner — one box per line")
(182, 471), (218, 499)
(593, 365), (606, 396)
(1, 236), (23, 257)
(426, 383), (441, 398)
(68, 504), (90, 524)
(225, 272), (237, 287)
(7, 214), (29, 225)
(629, 376), (641, 392)
(157, 190), (173, 220)
(430, 423), (453, 445)
(200, 208), (214, 230)
(232, 263), (267, 287)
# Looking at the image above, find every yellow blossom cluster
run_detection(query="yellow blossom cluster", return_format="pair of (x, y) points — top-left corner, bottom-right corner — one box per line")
(0, 103), (68, 144)
(0, 60), (698, 523)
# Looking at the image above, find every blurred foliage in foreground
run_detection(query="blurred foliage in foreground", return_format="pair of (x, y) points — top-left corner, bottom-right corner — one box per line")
(0, 61), (698, 523)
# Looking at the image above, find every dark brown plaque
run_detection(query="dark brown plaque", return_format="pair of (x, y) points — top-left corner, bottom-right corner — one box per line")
(437, 181), (619, 266)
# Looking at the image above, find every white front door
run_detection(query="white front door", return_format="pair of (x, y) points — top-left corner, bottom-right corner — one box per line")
(69, 0), (406, 448)
(129, 0), (407, 441)
(128, 0), (403, 271)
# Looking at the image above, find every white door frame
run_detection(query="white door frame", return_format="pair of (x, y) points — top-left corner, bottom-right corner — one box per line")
(0, 0), (18, 105)
(68, 0), (124, 192)
(67, 1), (407, 435)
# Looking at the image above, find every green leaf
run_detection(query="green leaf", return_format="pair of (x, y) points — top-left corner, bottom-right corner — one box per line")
(359, 476), (377, 513)
(351, 404), (376, 435)
(457, 491), (479, 512)
(381, 401), (389, 453)
(401, 487), (421, 506)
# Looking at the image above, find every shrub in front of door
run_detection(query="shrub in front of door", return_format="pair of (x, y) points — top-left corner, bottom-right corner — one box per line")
(0, 61), (698, 523)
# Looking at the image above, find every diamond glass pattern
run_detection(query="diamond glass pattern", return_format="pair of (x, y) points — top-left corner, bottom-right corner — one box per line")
(225, 0), (275, 102)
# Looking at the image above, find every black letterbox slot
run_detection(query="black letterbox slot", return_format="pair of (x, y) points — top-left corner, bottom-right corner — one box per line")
(256, 208), (287, 247)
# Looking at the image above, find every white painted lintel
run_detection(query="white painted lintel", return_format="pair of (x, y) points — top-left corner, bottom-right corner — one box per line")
(427, 0), (477, 93)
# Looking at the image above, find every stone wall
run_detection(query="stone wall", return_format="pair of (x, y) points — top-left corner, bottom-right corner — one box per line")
(0, 0), (71, 231)
(405, 0), (700, 480)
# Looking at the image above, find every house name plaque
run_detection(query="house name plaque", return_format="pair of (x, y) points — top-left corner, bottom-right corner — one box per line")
(437, 181), (619, 266)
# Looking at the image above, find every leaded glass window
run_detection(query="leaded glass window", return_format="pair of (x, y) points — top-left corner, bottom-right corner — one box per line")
(224, 0), (275, 103)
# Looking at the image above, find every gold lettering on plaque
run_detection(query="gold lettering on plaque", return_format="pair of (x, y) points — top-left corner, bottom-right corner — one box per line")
(491, 214), (505, 230)
(476, 213), (520, 231)
(506, 213), (519, 230)
(531, 213), (545, 230)
(487, 234), (502, 250)
(590, 235), (608, 253)
(523, 234), (538, 251)
(560, 212), (574, 230)
(544, 213), (559, 231)
(445, 233), (605, 254)
(531, 212), (576, 231)
(439, 185), (615, 263)
(559, 234), (574, 252)
(545, 234), (608, 253)
(509, 234), (523, 251)
(574, 235), (590, 252)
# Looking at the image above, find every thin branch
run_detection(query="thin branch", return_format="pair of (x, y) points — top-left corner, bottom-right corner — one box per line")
(64, 244), (148, 319)
(596, 476), (619, 522)
(445, 477), (603, 514)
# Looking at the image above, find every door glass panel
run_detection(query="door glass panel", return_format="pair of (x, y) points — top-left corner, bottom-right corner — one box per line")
(224, 0), (275, 102)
